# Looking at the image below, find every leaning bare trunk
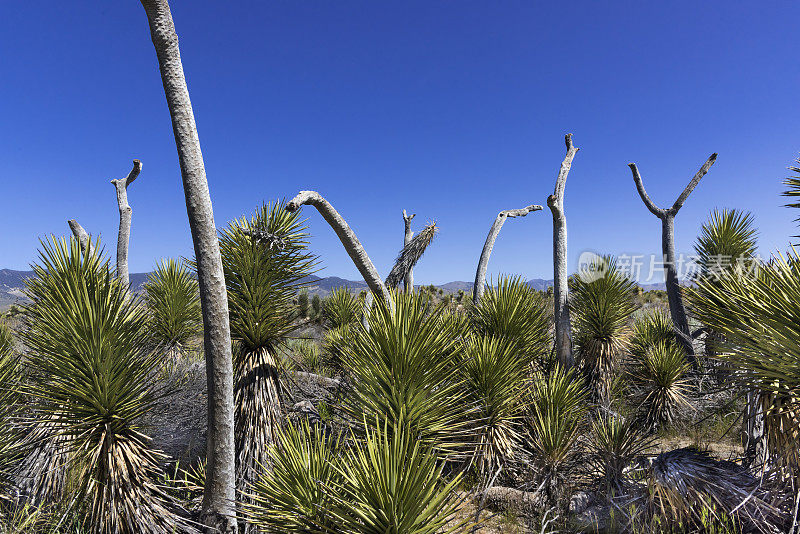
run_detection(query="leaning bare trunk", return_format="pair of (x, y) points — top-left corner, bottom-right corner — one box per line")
(662, 215), (694, 359)
(111, 160), (141, 287)
(548, 134), (579, 368)
(403, 210), (415, 293)
(67, 219), (89, 252)
(473, 205), (542, 305)
(139, 1), (237, 531)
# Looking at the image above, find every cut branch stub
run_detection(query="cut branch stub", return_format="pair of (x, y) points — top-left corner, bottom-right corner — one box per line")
(473, 205), (542, 304)
(286, 191), (389, 303)
(402, 210), (416, 292)
(110, 159), (141, 287)
(67, 219), (89, 252)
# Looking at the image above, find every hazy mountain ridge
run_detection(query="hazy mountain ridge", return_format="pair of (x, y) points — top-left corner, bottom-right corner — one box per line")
(1, 269), (667, 310)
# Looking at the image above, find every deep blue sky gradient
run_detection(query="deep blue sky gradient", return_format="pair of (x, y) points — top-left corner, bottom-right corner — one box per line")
(1, 1), (798, 283)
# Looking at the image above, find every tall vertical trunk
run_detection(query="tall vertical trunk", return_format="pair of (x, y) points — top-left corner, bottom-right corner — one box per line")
(473, 205), (542, 305)
(629, 153), (717, 366)
(139, 2), (237, 532)
(547, 134), (579, 368)
(403, 210), (415, 293)
(661, 215), (694, 358)
(111, 159), (141, 287)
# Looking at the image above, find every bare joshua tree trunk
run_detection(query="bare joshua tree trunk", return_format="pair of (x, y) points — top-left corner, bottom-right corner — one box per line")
(473, 205), (542, 305)
(547, 134), (579, 368)
(67, 220), (89, 252)
(139, 1), (237, 531)
(629, 153), (717, 365)
(287, 191), (390, 302)
(402, 210), (415, 293)
(111, 160), (141, 287)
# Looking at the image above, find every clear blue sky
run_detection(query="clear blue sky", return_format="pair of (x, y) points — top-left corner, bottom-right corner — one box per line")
(1, 1), (798, 284)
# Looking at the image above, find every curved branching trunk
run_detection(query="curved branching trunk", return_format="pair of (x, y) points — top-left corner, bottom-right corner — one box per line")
(139, 1), (237, 531)
(287, 191), (389, 303)
(67, 219), (89, 252)
(547, 134), (579, 368)
(473, 204), (542, 305)
(629, 153), (717, 366)
(402, 210), (415, 292)
(110, 160), (141, 287)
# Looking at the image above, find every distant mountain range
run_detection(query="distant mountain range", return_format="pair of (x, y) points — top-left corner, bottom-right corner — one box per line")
(0, 268), (667, 311)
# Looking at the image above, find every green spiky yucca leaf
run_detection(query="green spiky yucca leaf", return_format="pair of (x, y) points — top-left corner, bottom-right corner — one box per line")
(0, 321), (20, 495)
(321, 287), (361, 329)
(460, 336), (527, 475)
(628, 341), (691, 430)
(523, 365), (588, 498)
(244, 421), (344, 533)
(219, 200), (318, 488)
(470, 276), (551, 361)
(328, 417), (470, 534)
(630, 309), (679, 360)
(784, 159), (800, 238)
(142, 258), (201, 352)
(20, 236), (189, 534)
(343, 291), (473, 454)
(589, 415), (652, 493)
(570, 255), (639, 397)
(693, 209), (757, 279)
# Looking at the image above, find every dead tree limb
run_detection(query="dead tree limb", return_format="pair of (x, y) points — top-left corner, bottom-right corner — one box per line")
(629, 153), (717, 364)
(473, 204), (542, 304)
(287, 191), (389, 303)
(110, 159), (141, 287)
(547, 134), (579, 368)
(67, 220), (89, 252)
(402, 210), (415, 292)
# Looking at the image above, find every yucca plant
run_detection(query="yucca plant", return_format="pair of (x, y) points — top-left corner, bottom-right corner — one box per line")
(244, 421), (343, 533)
(523, 366), (588, 507)
(589, 415), (652, 494)
(0, 321), (19, 497)
(570, 255), (639, 401)
(470, 276), (551, 362)
(321, 287), (361, 329)
(628, 341), (691, 430)
(688, 251), (800, 472)
(342, 290), (472, 454)
(328, 417), (470, 534)
(19, 236), (187, 534)
(784, 158), (800, 238)
(219, 200), (318, 489)
(142, 258), (202, 355)
(460, 336), (528, 476)
(630, 309), (679, 360)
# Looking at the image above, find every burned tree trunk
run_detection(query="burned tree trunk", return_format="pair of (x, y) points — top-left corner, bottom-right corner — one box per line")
(473, 205), (542, 305)
(629, 153), (717, 364)
(110, 160), (141, 287)
(547, 134), (579, 368)
(139, 1), (237, 531)
(403, 210), (415, 293)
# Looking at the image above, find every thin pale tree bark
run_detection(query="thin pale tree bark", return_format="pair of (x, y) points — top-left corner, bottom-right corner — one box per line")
(287, 191), (390, 302)
(110, 159), (141, 287)
(67, 219), (89, 252)
(139, 1), (237, 531)
(547, 134), (579, 368)
(629, 153), (717, 365)
(473, 204), (542, 305)
(402, 210), (415, 292)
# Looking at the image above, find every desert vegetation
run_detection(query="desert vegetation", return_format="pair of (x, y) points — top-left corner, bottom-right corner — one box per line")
(1, 2), (798, 534)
